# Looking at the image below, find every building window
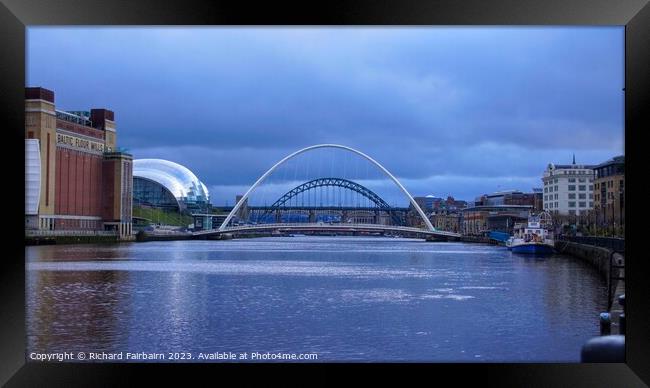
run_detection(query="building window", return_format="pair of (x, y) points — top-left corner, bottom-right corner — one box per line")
(544, 187), (548, 193)
(589, 178), (593, 182)
(569, 210), (576, 215)
(589, 193), (593, 199)
(579, 178), (585, 182)
(555, 202), (558, 208)
(554, 194), (558, 200)
(548, 186), (553, 192)
(568, 193), (576, 199)
(579, 202), (586, 208)
(554, 179), (558, 183)
(589, 185), (593, 191)
(568, 185), (576, 191)
(554, 185), (558, 191)
(568, 202), (576, 208)
(589, 202), (593, 207)
(579, 185), (586, 191)
(579, 193), (586, 199)
(568, 178), (576, 183)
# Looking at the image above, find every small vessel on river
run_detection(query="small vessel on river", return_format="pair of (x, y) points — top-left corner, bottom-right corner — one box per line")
(506, 212), (555, 254)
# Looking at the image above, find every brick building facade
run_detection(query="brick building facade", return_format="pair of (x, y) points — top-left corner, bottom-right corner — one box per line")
(24, 86), (133, 238)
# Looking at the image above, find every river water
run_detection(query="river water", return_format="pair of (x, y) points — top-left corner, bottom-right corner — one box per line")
(26, 236), (607, 362)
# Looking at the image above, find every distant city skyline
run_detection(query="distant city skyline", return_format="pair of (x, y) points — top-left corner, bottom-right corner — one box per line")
(27, 27), (624, 204)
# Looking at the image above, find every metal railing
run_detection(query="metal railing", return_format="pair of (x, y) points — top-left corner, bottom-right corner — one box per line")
(558, 235), (624, 252)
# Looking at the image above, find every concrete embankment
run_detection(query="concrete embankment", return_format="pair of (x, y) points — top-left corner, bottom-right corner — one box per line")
(136, 231), (240, 242)
(135, 232), (194, 242)
(25, 235), (132, 245)
(459, 235), (501, 245)
(554, 240), (617, 281)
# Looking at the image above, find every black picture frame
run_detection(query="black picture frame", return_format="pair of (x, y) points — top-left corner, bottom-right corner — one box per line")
(1, 0), (648, 386)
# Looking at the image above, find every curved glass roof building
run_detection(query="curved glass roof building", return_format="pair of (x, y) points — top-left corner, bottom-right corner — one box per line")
(133, 159), (210, 212)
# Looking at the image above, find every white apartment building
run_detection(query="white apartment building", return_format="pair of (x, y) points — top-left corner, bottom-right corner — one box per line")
(542, 159), (595, 216)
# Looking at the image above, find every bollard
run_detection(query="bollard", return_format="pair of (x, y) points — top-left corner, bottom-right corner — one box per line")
(618, 294), (625, 312)
(600, 313), (611, 335)
(619, 313), (626, 336)
(581, 335), (625, 362)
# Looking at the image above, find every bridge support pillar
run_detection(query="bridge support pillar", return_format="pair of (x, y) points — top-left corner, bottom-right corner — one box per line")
(275, 210), (281, 223)
(309, 210), (316, 223)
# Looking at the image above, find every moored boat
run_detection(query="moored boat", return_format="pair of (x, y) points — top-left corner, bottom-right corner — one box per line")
(506, 212), (555, 255)
(510, 241), (554, 254)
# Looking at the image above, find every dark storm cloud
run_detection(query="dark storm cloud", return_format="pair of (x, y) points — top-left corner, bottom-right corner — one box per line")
(27, 27), (624, 204)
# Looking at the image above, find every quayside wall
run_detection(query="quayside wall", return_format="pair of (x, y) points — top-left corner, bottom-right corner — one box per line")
(555, 241), (614, 280)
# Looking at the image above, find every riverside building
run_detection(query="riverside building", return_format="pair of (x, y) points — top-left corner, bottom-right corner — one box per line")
(24, 87), (133, 238)
(460, 205), (532, 235)
(593, 155), (624, 230)
(541, 156), (595, 216)
(474, 190), (542, 211)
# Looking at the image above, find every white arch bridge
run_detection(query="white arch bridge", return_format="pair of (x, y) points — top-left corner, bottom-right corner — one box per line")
(195, 144), (461, 240)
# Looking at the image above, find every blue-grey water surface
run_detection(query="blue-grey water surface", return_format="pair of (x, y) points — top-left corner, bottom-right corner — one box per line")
(26, 236), (607, 362)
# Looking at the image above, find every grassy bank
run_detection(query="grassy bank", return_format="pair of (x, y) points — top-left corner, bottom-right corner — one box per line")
(133, 206), (193, 227)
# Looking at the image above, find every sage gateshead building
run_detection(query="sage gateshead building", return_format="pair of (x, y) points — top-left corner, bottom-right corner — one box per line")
(132, 159), (211, 214)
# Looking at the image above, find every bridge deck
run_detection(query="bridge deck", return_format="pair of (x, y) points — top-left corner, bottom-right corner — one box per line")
(193, 223), (460, 238)
(247, 206), (411, 211)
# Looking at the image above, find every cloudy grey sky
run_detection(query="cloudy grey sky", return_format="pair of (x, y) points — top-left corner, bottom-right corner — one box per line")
(27, 27), (624, 205)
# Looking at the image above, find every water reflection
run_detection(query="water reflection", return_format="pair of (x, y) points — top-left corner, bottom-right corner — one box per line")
(27, 270), (131, 353)
(26, 237), (607, 362)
